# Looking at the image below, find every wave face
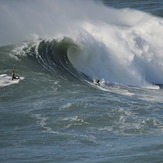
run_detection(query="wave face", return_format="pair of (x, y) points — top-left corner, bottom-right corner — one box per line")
(34, 38), (88, 81)
(1, 0), (163, 87)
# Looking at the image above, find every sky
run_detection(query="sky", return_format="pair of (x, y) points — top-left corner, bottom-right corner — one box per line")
(0, 0), (102, 46)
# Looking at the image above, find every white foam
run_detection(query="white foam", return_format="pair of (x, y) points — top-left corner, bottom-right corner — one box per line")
(67, 7), (163, 87)
(59, 103), (72, 110)
(31, 114), (59, 134)
(62, 116), (89, 129)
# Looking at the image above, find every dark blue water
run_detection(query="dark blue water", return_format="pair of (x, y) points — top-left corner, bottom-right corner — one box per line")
(0, 0), (163, 162)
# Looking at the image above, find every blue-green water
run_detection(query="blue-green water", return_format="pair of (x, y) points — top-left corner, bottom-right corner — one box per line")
(0, 0), (163, 162)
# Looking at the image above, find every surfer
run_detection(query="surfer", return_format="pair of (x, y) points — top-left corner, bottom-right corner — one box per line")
(12, 71), (19, 80)
(94, 78), (100, 85)
(12, 71), (16, 80)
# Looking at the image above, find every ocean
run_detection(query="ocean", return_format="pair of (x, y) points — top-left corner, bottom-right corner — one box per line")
(0, 0), (163, 162)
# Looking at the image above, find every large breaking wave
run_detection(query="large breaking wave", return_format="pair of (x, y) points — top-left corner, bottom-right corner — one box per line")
(1, 0), (163, 88)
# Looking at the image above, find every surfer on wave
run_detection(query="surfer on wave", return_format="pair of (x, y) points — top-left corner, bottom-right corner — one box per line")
(94, 78), (100, 86)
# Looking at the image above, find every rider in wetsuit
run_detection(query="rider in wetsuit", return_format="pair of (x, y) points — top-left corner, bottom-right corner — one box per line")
(12, 71), (17, 80)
